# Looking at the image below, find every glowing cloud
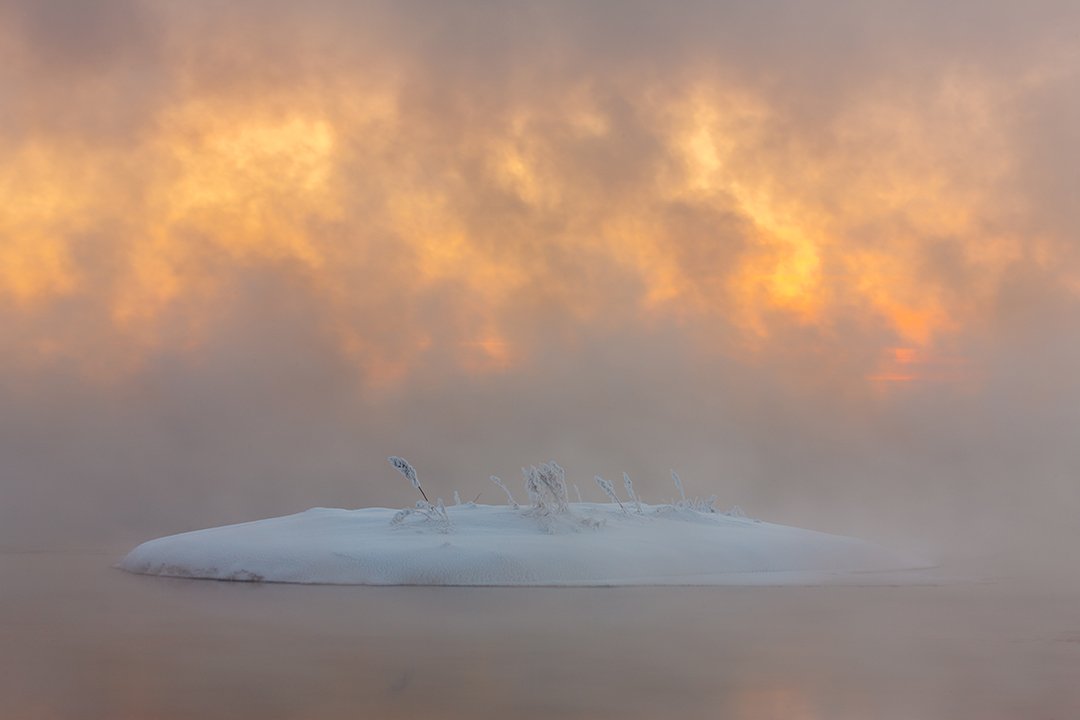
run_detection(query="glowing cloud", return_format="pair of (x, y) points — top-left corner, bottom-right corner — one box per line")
(1, 1), (1076, 391)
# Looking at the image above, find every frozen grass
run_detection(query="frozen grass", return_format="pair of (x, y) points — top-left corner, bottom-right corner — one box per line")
(593, 475), (626, 513)
(668, 469), (721, 513)
(490, 475), (519, 508)
(387, 456), (732, 534)
(623, 472), (643, 514)
(389, 455), (752, 532)
(387, 457), (451, 532)
(523, 461), (569, 515)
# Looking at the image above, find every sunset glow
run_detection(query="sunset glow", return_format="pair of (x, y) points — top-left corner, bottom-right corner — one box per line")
(1, 3), (1075, 392)
(4, 6), (1080, 717)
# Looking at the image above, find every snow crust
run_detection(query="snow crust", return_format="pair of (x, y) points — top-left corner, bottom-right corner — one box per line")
(120, 503), (928, 586)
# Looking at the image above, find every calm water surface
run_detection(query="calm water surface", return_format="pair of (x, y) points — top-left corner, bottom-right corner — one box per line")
(2, 552), (1078, 719)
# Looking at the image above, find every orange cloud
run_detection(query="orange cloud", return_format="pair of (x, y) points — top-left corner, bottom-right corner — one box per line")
(0, 14), (1071, 391)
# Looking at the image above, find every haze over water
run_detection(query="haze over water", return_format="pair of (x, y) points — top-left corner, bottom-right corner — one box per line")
(3, 554), (1079, 720)
(2, 1), (1079, 717)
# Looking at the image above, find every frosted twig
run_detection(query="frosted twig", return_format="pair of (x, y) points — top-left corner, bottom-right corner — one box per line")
(391, 499), (452, 531)
(623, 472), (643, 513)
(669, 470), (686, 505)
(594, 475), (626, 513)
(523, 462), (569, 514)
(389, 456), (429, 503)
(387, 456), (451, 531)
(666, 469), (718, 513)
(490, 475), (518, 508)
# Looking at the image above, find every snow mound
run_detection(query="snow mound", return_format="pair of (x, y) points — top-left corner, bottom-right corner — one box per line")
(120, 504), (928, 586)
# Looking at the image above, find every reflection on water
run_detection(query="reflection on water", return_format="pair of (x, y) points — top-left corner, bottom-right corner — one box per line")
(1, 553), (1078, 719)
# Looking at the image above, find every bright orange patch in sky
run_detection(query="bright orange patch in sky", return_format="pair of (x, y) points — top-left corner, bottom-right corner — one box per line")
(868, 346), (975, 386)
(0, 52), (1034, 388)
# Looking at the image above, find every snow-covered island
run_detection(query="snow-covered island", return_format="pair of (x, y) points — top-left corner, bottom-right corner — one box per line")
(120, 459), (928, 586)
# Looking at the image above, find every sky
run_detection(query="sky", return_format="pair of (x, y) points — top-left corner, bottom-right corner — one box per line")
(1, 1), (1078, 564)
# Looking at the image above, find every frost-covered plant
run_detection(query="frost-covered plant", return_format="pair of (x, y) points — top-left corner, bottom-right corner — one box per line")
(523, 461), (569, 514)
(389, 455), (429, 503)
(623, 472), (643, 514)
(693, 495), (719, 513)
(387, 456), (451, 531)
(453, 490), (462, 506)
(668, 470), (718, 513)
(514, 461), (610, 532)
(594, 475), (626, 513)
(490, 475), (519, 508)
(543, 462), (569, 508)
(671, 470), (687, 505)
(390, 499), (453, 532)
(573, 483), (583, 504)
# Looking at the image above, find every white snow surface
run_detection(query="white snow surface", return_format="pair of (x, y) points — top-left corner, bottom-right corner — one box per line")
(120, 503), (928, 586)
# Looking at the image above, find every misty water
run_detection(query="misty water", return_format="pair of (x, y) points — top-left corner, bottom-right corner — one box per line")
(4, 552), (1078, 719)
